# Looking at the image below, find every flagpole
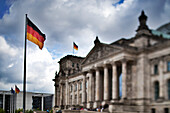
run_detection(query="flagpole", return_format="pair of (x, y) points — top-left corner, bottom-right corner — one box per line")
(73, 42), (74, 55)
(23, 14), (27, 113)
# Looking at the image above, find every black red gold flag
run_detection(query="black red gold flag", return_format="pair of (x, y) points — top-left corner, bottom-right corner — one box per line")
(73, 42), (78, 50)
(15, 85), (20, 94)
(26, 17), (46, 49)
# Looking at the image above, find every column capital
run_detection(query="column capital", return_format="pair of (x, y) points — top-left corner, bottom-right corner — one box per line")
(79, 79), (83, 82)
(82, 71), (88, 75)
(93, 67), (103, 71)
(103, 63), (110, 68)
(111, 61), (116, 66)
(77, 80), (81, 83)
(68, 82), (72, 85)
(88, 69), (94, 73)
(121, 58), (127, 63)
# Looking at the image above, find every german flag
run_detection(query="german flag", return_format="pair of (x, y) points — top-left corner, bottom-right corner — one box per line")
(26, 17), (46, 49)
(15, 85), (20, 94)
(73, 42), (78, 50)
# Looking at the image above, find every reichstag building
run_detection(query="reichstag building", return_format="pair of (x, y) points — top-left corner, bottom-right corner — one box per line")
(53, 11), (170, 113)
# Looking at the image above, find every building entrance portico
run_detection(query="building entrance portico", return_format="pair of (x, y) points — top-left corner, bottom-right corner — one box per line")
(82, 58), (133, 109)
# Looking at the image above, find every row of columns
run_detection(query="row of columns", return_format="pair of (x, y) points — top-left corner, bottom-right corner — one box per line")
(56, 60), (129, 108)
(68, 80), (82, 106)
(1, 92), (15, 113)
(82, 60), (128, 107)
(151, 58), (166, 100)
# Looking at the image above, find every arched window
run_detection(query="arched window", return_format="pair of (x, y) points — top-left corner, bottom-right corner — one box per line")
(154, 81), (159, 100)
(168, 79), (170, 100)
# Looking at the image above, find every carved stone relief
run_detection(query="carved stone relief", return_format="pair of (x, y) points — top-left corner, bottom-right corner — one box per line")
(83, 45), (121, 65)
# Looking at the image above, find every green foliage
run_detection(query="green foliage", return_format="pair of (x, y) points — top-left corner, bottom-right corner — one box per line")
(0, 108), (5, 113)
(15, 108), (33, 113)
(37, 108), (40, 111)
(50, 110), (53, 113)
(26, 109), (33, 113)
(15, 108), (23, 113)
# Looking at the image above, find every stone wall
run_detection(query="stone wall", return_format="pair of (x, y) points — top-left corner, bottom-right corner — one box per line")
(62, 110), (108, 113)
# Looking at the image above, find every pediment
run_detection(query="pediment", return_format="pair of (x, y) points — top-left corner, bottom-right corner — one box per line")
(82, 43), (122, 65)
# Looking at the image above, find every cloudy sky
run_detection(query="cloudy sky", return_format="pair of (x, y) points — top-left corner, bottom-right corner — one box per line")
(0, 0), (169, 94)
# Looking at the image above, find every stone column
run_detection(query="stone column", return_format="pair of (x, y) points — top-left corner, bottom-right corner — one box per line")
(88, 72), (93, 102)
(159, 59), (164, 98)
(104, 64), (109, 101)
(68, 83), (70, 106)
(122, 60), (127, 99)
(95, 68), (100, 101)
(42, 94), (44, 111)
(87, 80), (89, 102)
(57, 88), (60, 106)
(60, 85), (63, 106)
(77, 82), (79, 105)
(65, 80), (69, 106)
(72, 83), (75, 105)
(69, 84), (72, 105)
(3, 93), (5, 110)
(112, 62), (118, 101)
(82, 74), (86, 104)
(55, 87), (58, 106)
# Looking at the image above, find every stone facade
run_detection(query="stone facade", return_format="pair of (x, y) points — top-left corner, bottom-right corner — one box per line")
(53, 11), (170, 113)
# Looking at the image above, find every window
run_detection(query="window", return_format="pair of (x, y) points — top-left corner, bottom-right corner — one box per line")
(75, 94), (77, 104)
(86, 81), (88, 89)
(75, 84), (77, 91)
(75, 94), (77, 99)
(70, 85), (73, 92)
(164, 108), (169, 113)
(77, 63), (79, 71)
(80, 82), (82, 90)
(72, 63), (74, 67)
(154, 81), (159, 100)
(167, 61), (170, 72)
(70, 95), (72, 105)
(151, 108), (156, 113)
(68, 69), (71, 75)
(0, 94), (3, 108)
(154, 64), (158, 75)
(80, 94), (82, 103)
(168, 80), (170, 100)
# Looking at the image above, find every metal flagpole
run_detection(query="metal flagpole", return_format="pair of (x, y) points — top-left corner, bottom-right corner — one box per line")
(23, 14), (27, 113)
(73, 42), (74, 54)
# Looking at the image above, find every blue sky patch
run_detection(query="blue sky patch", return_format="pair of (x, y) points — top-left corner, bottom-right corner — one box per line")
(0, 0), (15, 19)
(113, 0), (124, 7)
